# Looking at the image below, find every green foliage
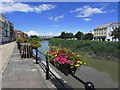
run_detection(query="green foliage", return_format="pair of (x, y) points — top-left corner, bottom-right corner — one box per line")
(75, 31), (84, 40)
(66, 33), (74, 38)
(49, 38), (120, 60)
(16, 38), (24, 43)
(60, 32), (74, 39)
(30, 35), (39, 38)
(60, 32), (66, 39)
(111, 27), (120, 40)
(29, 40), (41, 48)
(83, 33), (93, 40)
(28, 35), (40, 41)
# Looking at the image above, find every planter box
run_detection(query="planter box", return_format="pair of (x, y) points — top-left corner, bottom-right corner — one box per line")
(50, 61), (77, 76)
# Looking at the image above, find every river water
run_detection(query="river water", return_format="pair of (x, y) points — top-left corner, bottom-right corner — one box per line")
(38, 41), (118, 88)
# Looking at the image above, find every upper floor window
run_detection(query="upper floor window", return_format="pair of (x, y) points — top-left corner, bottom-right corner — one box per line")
(5, 29), (8, 37)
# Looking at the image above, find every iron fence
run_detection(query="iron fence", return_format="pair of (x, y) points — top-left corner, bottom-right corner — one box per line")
(18, 42), (96, 90)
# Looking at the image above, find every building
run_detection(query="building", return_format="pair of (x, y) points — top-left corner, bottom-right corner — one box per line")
(0, 14), (10, 43)
(0, 14), (15, 44)
(93, 22), (120, 41)
(15, 30), (28, 40)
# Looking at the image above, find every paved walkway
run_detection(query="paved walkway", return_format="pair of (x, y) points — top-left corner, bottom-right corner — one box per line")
(0, 42), (16, 72)
(2, 44), (48, 88)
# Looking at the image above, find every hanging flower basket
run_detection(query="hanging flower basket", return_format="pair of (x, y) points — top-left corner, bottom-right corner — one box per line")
(29, 40), (41, 49)
(44, 46), (86, 76)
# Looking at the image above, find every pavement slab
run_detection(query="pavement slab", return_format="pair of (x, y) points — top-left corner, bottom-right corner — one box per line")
(2, 44), (48, 88)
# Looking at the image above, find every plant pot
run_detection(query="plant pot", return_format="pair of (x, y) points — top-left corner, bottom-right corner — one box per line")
(50, 61), (77, 76)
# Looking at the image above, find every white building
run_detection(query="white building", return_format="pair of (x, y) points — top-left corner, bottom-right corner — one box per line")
(93, 22), (120, 41)
(0, 14), (11, 44)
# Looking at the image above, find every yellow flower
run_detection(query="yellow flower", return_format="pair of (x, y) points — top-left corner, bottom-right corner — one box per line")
(77, 60), (80, 63)
(75, 64), (80, 67)
(80, 61), (83, 64)
(84, 62), (86, 65)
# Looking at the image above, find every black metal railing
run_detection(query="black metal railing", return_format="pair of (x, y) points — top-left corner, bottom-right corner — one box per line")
(32, 48), (65, 87)
(18, 43), (96, 90)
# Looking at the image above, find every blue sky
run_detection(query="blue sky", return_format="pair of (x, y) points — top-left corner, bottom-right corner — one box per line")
(0, 1), (118, 36)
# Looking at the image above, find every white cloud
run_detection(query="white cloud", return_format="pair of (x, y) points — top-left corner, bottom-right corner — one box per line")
(26, 30), (55, 36)
(49, 15), (64, 22)
(56, 32), (61, 36)
(0, 0), (14, 2)
(83, 18), (91, 21)
(39, 32), (53, 36)
(34, 4), (56, 13)
(26, 30), (40, 36)
(0, 2), (56, 13)
(71, 6), (106, 18)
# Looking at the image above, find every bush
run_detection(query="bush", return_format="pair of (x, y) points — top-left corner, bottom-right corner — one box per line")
(49, 38), (119, 60)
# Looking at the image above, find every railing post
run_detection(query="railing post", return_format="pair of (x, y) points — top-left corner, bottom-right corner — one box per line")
(36, 47), (39, 64)
(84, 82), (95, 90)
(30, 46), (33, 58)
(46, 55), (50, 80)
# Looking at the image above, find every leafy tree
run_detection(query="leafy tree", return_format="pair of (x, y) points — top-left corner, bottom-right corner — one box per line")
(111, 27), (120, 41)
(30, 35), (39, 38)
(68, 33), (74, 39)
(75, 31), (83, 40)
(65, 33), (72, 39)
(83, 33), (93, 40)
(60, 32), (66, 39)
(28, 35), (40, 41)
(60, 32), (74, 39)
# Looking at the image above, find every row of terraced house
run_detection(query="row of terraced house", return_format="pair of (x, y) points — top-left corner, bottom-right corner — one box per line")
(93, 22), (120, 41)
(0, 14), (28, 44)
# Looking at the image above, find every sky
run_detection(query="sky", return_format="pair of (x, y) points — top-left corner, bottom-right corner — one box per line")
(0, 1), (118, 36)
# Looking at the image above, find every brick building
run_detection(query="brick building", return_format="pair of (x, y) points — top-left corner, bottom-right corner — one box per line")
(15, 30), (28, 40)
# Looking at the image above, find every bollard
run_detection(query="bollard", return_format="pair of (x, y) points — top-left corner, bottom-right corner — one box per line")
(84, 82), (95, 90)
(36, 47), (39, 64)
(46, 55), (50, 80)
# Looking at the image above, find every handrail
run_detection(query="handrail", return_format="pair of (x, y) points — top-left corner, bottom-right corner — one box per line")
(32, 48), (66, 88)
(18, 42), (96, 89)
(33, 49), (96, 89)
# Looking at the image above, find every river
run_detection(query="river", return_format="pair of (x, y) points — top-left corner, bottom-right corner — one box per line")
(38, 41), (118, 88)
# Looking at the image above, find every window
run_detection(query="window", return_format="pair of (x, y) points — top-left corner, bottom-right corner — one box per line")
(5, 29), (8, 37)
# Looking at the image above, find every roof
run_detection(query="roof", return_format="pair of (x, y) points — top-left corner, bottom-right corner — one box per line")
(95, 22), (120, 29)
(0, 14), (7, 22)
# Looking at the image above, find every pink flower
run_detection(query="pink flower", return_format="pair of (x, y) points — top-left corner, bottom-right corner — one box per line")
(54, 57), (60, 63)
(61, 58), (67, 64)
(67, 60), (71, 65)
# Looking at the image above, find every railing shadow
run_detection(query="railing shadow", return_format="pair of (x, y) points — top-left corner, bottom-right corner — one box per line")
(17, 43), (96, 90)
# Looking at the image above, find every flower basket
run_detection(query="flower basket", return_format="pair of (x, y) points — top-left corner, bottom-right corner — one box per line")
(29, 40), (41, 49)
(44, 46), (86, 76)
(50, 61), (77, 76)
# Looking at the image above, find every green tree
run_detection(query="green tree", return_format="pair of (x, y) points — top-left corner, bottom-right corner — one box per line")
(30, 35), (39, 38)
(83, 33), (93, 40)
(75, 31), (83, 40)
(111, 27), (120, 41)
(29, 35), (40, 41)
(68, 33), (74, 39)
(60, 32), (66, 39)
(66, 33), (73, 39)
